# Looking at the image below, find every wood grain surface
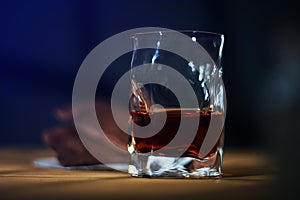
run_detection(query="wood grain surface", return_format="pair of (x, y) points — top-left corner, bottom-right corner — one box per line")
(0, 148), (277, 200)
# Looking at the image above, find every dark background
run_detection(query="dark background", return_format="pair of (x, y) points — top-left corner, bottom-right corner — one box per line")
(0, 0), (299, 196)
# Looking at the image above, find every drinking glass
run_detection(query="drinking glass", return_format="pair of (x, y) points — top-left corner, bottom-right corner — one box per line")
(128, 30), (225, 178)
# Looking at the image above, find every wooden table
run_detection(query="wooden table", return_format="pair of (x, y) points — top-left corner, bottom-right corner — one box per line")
(0, 148), (276, 200)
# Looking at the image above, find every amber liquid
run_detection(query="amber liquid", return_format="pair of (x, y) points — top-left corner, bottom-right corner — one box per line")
(129, 108), (224, 158)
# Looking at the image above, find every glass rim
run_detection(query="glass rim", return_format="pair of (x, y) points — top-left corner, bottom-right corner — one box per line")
(132, 30), (224, 39)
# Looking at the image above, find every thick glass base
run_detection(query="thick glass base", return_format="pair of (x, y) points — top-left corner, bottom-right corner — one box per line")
(128, 148), (223, 178)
